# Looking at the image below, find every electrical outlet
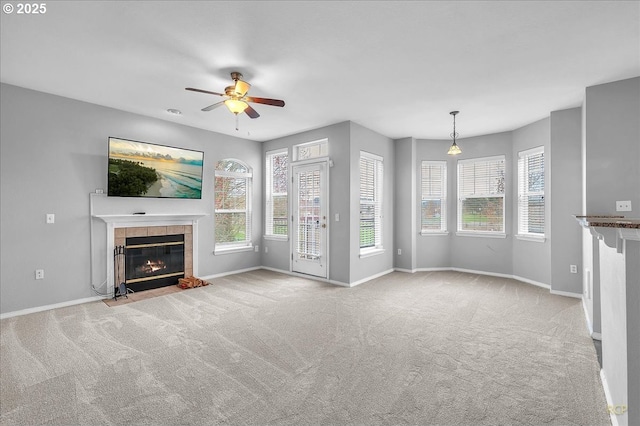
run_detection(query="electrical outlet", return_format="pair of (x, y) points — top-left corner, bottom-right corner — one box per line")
(335, 213), (340, 222)
(46, 214), (55, 224)
(254, 245), (259, 253)
(35, 269), (44, 280)
(264, 246), (269, 253)
(397, 249), (402, 255)
(570, 265), (577, 274)
(616, 200), (632, 212)
(95, 188), (104, 194)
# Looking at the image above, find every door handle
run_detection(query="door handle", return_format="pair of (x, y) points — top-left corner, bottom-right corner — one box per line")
(322, 223), (326, 228)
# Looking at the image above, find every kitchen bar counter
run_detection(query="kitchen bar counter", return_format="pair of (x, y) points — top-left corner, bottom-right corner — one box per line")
(574, 214), (639, 426)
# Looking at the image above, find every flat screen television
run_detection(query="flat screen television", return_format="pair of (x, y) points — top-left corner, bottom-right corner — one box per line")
(108, 137), (204, 199)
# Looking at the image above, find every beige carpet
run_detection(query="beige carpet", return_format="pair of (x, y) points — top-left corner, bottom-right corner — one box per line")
(0, 270), (610, 425)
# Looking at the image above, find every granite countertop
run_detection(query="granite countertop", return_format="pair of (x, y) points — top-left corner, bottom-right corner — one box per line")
(574, 215), (640, 229)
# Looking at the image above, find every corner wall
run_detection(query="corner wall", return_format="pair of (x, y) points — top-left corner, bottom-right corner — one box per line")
(511, 118), (551, 286)
(549, 107), (583, 295)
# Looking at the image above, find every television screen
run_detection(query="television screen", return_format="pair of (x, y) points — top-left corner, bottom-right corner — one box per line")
(108, 137), (204, 199)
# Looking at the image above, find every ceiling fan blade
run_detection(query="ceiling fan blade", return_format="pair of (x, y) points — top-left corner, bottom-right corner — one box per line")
(185, 87), (225, 97)
(201, 101), (224, 112)
(244, 105), (260, 119)
(245, 97), (285, 107)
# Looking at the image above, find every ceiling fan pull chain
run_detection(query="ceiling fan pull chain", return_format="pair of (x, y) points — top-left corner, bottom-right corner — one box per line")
(235, 114), (239, 131)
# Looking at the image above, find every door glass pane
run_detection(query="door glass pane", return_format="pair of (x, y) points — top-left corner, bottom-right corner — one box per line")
(297, 169), (321, 259)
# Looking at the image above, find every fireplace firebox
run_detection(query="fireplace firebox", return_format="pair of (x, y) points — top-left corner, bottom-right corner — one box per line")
(123, 234), (185, 292)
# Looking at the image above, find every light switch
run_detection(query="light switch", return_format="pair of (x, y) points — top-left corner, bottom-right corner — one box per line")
(46, 214), (55, 224)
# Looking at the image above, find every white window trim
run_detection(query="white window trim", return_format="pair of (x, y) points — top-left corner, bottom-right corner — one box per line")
(457, 155), (506, 235)
(420, 231), (450, 236)
(293, 138), (328, 161)
(265, 148), (289, 240)
(517, 146), (545, 239)
(214, 159), (252, 251)
(214, 244), (254, 255)
(456, 231), (507, 239)
(359, 151), (384, 255)
(359, 248), (386, 258)
(421, 160), (447, 234)
(515, 234), (546, 243)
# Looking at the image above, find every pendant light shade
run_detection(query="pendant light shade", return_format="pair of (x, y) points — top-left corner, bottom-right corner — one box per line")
(448, 110), (462, 155)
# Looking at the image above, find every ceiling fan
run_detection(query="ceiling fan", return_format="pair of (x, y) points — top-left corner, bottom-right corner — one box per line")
(186, 72), (285, 128)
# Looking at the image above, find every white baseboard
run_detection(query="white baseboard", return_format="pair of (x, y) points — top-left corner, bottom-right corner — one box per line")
(260, 266), (392, 288)
(200, 266), (262, 281)
(582, 296), (594, 336)
(600, 369), (626, 426)
(420, 266), (553, 291)
(550, 289), (582, 299)
(394, 267), (417, 273)
(0, 295), (107, 320)
(413, 267), (451, 273)
(398, 267), (587, 297)
(348, 269), (394, 287)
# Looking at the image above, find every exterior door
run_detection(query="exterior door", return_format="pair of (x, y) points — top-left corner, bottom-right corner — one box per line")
(292, 162), (328, 278)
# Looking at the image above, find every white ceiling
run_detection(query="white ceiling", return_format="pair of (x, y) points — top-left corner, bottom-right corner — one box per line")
(1, 1), (639, 142)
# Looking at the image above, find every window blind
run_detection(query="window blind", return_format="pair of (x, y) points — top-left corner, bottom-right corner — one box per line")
(457, 156), (505, 233)
(215, 160), (252, 247)
(518, 147), (544, 236)
(359, 152), (383, 250)
(421, 161), (447, 232)
(265, 150), (288, 237)
(296, 168), (321, 259)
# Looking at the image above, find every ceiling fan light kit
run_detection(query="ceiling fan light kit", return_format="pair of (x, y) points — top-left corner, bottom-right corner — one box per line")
(224, 99), (248, 114)
(186, 71), (285, 130)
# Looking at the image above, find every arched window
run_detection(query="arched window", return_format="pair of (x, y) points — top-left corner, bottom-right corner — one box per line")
(214, 159), (252, 252)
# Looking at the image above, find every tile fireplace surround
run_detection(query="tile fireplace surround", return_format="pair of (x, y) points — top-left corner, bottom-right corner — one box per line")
(93, 214), (206, 298)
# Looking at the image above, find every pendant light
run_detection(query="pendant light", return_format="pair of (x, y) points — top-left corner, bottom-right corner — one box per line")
(447, 111), (462, 155)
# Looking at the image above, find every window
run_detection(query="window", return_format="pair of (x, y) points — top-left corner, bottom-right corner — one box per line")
(214, 159), (252, 251)
(293, 139), (328, 161)
(518, 147), (545, 238)
(359, 152), (383, 255)
(265, 149), (288, 239)
(457, 155), (505, 235)
(421, 161), (447, 233)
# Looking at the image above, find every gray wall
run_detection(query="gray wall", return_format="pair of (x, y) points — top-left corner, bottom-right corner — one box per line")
(511, 118), (551, 286)
(261, 121), (351, 284)
(393, 137), (416, 271)
(449, 132), (514, 276)
(349, 122), (395, 283)
(0, 83), (263, 314)
(415, 139), (451, 269)
(585, 77), (640, 215)
(550, 108), (583, 295)
(583, 76), (640, 425)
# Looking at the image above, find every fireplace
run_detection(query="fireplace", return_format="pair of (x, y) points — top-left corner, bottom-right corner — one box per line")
(122, 234), (185, 292)
(111, 223), (195, 295)
(93, 213), (206, 299)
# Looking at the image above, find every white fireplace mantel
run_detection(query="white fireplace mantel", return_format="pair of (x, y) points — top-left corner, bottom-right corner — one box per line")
(94, 213), (208, 227)
(93, 213), (208, 297)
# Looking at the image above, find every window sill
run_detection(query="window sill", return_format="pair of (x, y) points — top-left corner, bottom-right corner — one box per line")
(263, 235), (289, 242)
(214, 245), (254, 255)
(359, 248), (385, 258)
(516, 234), (546, 243)
(420, 231), (450, 236)
(456, 232), (507, 239)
